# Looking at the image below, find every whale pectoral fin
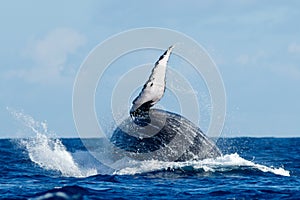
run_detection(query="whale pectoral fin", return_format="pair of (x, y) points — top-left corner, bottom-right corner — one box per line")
(130, 45), (174, 118)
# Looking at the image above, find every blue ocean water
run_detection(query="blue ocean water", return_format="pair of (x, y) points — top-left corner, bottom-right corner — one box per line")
(1, 114), (300, 199)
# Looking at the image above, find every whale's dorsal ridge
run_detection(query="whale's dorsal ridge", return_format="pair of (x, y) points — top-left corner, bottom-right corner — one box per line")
(130, 45), (174, 117)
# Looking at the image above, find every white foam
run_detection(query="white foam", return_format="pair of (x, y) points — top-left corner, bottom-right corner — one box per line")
(11, 110), (97, 178)
(195, 153), (290, 176)
(114, 153), (290, 177)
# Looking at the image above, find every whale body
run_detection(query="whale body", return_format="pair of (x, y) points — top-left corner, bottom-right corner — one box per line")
(111, 109), (221, 161)
(110, 46), (221, 162)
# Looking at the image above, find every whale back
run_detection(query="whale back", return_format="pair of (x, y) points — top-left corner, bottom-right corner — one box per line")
(111, 109), (221, 161)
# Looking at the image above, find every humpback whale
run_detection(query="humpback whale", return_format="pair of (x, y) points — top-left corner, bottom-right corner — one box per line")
(111, 46), (221, 161)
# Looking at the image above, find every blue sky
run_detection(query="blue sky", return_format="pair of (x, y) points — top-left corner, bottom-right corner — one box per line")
(1, 0), (300, 138)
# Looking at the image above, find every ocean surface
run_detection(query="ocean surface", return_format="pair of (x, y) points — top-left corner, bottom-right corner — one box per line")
(1, 114), (300, 199)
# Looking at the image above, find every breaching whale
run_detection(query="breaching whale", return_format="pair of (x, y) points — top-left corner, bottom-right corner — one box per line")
(110, 46), (221, 161)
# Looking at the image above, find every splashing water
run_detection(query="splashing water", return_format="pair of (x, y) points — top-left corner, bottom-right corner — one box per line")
(8, 109), (290, 178)
(10, 109), (97, 178)
(114, 153), (290, 177)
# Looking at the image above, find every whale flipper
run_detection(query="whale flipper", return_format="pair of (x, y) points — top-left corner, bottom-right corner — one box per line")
(130, 46), (174, 118)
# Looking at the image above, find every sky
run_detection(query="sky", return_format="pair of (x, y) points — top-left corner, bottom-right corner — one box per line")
(0, 0), (300, 138)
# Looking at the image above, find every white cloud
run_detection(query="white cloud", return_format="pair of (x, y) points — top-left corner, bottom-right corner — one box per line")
(288, 43), (300, 54)
(236, 54), (250, 65)
(235, 50), (300, 80)
(235, 51), (266, 66)
(6, 27), (86, 85)
(28, 28), (86, 67)
(273, 64), (300, 81)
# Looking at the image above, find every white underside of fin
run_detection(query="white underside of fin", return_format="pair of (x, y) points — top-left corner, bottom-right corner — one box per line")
(130, 46), (174, 114)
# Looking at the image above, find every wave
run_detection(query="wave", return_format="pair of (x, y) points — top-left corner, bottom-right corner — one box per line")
(31, 185), (90, 200)
(113, 153), (290, 177)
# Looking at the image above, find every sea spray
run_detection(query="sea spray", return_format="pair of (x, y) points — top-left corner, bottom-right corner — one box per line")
(9, 109), (97, 177)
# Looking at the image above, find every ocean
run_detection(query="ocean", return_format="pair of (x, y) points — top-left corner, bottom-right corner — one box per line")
(1, 114), (300, 199)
